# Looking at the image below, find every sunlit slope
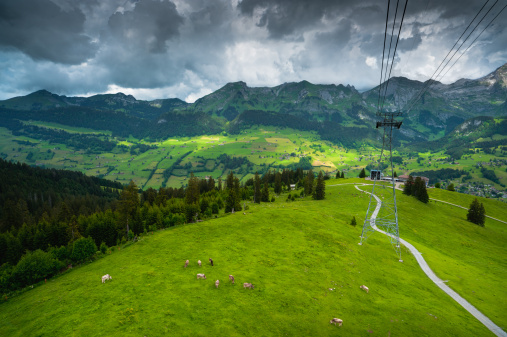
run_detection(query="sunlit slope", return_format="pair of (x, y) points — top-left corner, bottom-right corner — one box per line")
(0, 182), (499, 336)
(359, 183), (506, 330)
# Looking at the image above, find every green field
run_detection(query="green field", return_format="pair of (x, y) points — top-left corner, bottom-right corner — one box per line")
(0, 180), (505, 336)
(0, 123), (506, 195)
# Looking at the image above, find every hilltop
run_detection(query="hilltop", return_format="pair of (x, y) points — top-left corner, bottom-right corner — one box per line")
(0, 181), (505, 336)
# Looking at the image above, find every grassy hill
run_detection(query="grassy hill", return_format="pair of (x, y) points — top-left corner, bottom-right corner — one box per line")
(0, 180), (504, 336)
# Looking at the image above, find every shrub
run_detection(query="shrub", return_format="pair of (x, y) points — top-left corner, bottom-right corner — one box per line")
(50, 245), (70, 262)
(271, 196), (275, 202)
(12, 250), (64, 287)
(100, 242), (108, 254)
(350, 216), (357, 227)
(71, 237), (97, 262)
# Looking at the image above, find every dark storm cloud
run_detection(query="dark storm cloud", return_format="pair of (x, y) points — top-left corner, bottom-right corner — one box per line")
(108, 0), (184, 53)
(0, 0), (505, 101)
(0, 0), (97, 64)
(238, 0), (347, 39)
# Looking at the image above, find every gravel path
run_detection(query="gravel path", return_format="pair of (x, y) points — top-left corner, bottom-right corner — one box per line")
(354, 184), (507, 337)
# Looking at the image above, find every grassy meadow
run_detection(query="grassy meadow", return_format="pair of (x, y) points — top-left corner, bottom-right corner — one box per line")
(1, 180), (505, 336)
(1, 123), (506, 192)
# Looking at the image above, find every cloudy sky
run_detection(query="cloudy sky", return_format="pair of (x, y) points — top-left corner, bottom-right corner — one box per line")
(0, 0), (506, 102)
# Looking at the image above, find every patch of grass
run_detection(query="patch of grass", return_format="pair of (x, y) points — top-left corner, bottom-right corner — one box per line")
(0, 182), (500, 336)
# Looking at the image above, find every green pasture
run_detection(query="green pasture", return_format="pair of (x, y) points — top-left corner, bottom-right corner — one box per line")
(0, 124), (505, 189)
(2, 182), (504, 336)
(353, 182), (506, 330)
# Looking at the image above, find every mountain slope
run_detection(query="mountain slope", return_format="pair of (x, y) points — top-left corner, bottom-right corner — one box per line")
(0, 182), (502, 336)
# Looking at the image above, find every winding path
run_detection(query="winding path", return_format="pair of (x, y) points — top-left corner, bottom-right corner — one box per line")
(353, 184), (507, 337)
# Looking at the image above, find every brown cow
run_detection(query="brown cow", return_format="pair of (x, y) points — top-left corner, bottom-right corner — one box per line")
(229, 275), (235, 284)
(215, 280), (219, 288)
(184, 260), (189, 268)
(330, 318), (343, 326)
(243, 283), (254, 289)
(197, 273), (206, 280)
(209, 258), (214, 266)
(198, 260), (202, 267)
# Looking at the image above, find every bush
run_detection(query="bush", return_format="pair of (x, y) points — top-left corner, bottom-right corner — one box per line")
(350, 216), (357, 227)
(50, 245), (70, 262)
(271, 196), (275, 202)
(71, 237), (97, 262)
(100, 242), (108, 254)
(12, 250), (64, 287)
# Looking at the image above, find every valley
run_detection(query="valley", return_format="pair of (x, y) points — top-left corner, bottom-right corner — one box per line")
(0, 120), (505, 199)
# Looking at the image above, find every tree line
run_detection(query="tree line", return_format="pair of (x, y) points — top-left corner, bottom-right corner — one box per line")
(0, 163), (325, 294)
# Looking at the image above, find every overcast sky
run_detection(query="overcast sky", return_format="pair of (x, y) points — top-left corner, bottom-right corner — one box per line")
(0, 0), (506, 102)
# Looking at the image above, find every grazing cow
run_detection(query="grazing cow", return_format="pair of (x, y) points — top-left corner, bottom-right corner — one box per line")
(229, 275), (235, 284)
(360, 285), (369, 293)
(330, 318), (343, 326)
(215, 280), (219, 288)
(101, 274), (112, 283)
(198, 260), (202, 267)
(243, 283), (254, 289)
(184, 260), (189, 268)
(209, 258), (214, 266)
(197, 273), (206, 280)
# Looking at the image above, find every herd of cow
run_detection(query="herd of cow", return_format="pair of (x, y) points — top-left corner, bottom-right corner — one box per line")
(186, 258), (254, 289)
(101, 259), (371, 328)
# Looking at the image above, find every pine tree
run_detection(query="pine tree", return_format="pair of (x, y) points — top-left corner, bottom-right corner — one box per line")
(313, 171), (325, 200)
(225, 172), (241, 213)
(403, 175), (414, 195)
(119, 180), (139, 238)
(254, 172), (261, 203)
(341, 171), (345, 178)
(261, 180), (269, 202)
(414, 177), (429, 203)
(359, 168), (366, 178)
(335, 171), (341, 179)
(185, 172), (200, 205)
(274, 172), (282, 195)
(304, 169), (314, 196)
(467, 198), (486, 227)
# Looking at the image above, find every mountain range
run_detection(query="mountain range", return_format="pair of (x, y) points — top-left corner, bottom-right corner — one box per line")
(1, 63), (505, 147)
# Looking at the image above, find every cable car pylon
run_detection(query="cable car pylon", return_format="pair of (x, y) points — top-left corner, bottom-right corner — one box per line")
(358, 111), (403, 262)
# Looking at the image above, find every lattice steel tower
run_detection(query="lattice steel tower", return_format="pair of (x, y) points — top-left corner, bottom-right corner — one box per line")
(359, 112), (403, 261)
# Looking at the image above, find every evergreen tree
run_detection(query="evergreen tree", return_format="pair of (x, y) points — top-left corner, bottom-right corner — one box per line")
(118, 180), (139, 238)
(467, 198), (486, 227)
(335, 171), (341, 179)
(394, 171), (398, 178)
(414, 177), (429, 203)
(225, 171), (241, 212)
(304, 169), (314, 196)
(341, 171), (345, 178)
(403, 176), (414, 195)
(274, 172), (282, 195)
(185, 172), (200, 205)
(261, 181), (270, 202)
(447, 183), (455, 192)
(359, 168), (366, 178)
(313, 171), (325, 200)
(217, 177), (222, 191)
(253, 172), (261, 204)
